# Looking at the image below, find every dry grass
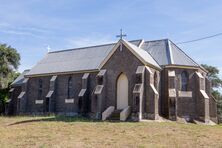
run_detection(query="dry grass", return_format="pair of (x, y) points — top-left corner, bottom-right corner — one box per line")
(0, 116), (222, 148)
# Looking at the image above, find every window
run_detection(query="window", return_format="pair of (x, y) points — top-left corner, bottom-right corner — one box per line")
(68, 76), (72, 98)
(154, 72), (158, 89)
(181, 71), (189, 91)
(38, 79), (43, 99)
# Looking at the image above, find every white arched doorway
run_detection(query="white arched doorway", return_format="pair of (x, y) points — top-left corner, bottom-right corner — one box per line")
(117, 73), (128, 110)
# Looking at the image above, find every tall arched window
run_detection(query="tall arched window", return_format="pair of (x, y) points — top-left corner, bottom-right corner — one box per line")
(154, 72), (158, 89)
(38, 79), (43, 99)
(181, 71), (189, 91)
(68, 76), (72, 98)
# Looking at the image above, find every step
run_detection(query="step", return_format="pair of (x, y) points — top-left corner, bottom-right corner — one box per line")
(108, 110), (122, 121)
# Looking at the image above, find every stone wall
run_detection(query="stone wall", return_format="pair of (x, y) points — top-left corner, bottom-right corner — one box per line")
(144, 67), (160, 119)
(206, 77), (218, 123)
(160, 68), (169, 117)
(102, 44), (160, 120)
(24, 72), (97, 115)
(8, 86), (22, 115)
(160, 67), (215, 122)
(102, 44), (145, 111)
(27, 76), (51, 113)
(175, 68), (196, 118)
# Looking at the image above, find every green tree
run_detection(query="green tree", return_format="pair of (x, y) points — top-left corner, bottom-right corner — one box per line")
(201, 64), (222, 88)
(201, 64), (222, 122)
(0, 44), (20, 88)
(0, 43), (20, 114)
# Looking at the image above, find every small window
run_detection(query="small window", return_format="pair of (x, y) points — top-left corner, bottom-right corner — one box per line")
(38, 79), (43, 99)
(135, 96), (140, 106)
(68, 76), (73, 98)
(181, 71), (189, 91)
(97, 76), (103, 85)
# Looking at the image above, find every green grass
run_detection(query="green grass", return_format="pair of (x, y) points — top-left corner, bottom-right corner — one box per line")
(0, 116), (221, 147)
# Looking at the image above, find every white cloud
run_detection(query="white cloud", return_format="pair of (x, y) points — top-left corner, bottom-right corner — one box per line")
(66, 34), (115, 48)
(0, 29), (39, 37)
(0, 22), (49, 38)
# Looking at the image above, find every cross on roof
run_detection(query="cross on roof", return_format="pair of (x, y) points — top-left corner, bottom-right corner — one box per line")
(116, 29), (127, 39)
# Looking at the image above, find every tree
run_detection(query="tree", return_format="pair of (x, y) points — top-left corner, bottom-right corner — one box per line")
(0, 44), (20, 89)
(201, 64), (222, 88)
(0, 43), (20, 114)
(201, 64), (222, 122)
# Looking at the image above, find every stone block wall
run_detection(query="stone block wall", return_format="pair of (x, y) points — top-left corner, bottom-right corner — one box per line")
(23, 72), (97, 115)
(91, 70), (107, 119)
(144, 67), (160, 120)
(160, 67), (214, 122)
(8, 86), (22, 115)
(102, 44), (145, 112)
(101, 44), (160, 120)
(175, 69), (196, 119)
(27, 76), (51, 113)
(206, 77), (218, 123)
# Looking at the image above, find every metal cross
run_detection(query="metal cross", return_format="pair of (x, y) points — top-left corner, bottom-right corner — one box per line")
(116, 29), (127, 39)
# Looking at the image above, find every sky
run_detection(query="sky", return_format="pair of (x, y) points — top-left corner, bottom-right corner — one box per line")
(0, 0), (222, 81)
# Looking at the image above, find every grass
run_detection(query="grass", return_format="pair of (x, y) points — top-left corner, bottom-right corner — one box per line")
(0, 116), (222, 148)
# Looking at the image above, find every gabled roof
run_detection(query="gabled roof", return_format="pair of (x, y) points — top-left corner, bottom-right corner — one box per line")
(26, 40), (143, 76)
(25, 38), (202, 77)
(99, 39), (161, 70)
(140, 39), (199, 67)
(11, 69), (30, 87)
(123, 40), (161, 69)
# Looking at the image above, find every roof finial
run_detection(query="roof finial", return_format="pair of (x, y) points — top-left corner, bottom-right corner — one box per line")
(116, 29), (127, 40)
(47, 45), (51, 53)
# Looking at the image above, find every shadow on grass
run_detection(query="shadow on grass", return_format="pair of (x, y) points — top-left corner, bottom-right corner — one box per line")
(8, 115), (101, 126)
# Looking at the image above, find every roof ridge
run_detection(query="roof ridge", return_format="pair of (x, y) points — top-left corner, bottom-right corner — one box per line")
(49, 39), (143, 54)
(128, 39), (143, 42)
(144, 38), (168, 43)
(49, 42), (115, 54)
(166, 39), (174, 64)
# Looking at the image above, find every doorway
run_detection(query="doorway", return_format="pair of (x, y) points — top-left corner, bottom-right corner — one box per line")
(116, 73), (128, 110)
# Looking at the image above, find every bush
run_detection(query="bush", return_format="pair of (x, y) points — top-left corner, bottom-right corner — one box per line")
(0, 88), (9, 114)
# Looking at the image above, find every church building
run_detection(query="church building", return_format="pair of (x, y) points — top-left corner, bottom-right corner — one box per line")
(9, 38), (218, 123)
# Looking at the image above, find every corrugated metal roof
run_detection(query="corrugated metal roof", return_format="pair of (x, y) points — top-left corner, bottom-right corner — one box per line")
(141, 40), (170, 65)
(11, 70), (30, 86)
(141, 39), (199, 67)
(27, 44), (114, 76)
(124, 40), (161, 69)
(25, 38), (200, 77)
(26, 40), (142, 76)
(128, 39), (143, 46)
(169, 41), (199, 66)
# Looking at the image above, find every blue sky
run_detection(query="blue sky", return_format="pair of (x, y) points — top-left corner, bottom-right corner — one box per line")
(0, 0), (222, 80)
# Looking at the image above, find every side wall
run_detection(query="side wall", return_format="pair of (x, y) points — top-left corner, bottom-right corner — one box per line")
(27, 76), (51, 113)
(160, 67), (216, 122)
(25, 72), (97, 114)
(8, 86), (22, 115)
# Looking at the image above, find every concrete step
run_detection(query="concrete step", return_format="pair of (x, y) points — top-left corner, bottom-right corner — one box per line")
(108, 110), (122, 121)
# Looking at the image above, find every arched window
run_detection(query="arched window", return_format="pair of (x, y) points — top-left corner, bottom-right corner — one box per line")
(68, 76), (72, 98)
(181, 71), (189, 91)
(154, 72), (158, 89)
(38, 79), (43, 99)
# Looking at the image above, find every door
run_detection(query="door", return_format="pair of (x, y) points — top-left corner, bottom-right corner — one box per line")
(117, 73), (128, 110)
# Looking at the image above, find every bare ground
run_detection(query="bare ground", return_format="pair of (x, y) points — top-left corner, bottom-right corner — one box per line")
(0, 116), (222, 148)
